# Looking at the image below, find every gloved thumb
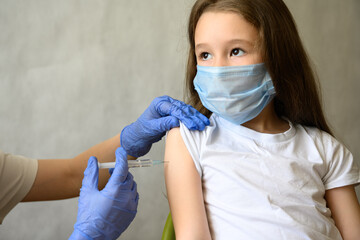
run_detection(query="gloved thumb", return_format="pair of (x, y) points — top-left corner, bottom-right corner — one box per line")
(153, 116), (180, 133)
(81, 156), (99, 190)
(154, 96), (174, 117)
(109, 147), (129, 184)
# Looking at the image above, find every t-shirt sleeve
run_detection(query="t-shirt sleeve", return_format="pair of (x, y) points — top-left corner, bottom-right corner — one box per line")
(0, 150), (38, 224)
(179, 121), (203, 178)
(322, 135), (360, 190)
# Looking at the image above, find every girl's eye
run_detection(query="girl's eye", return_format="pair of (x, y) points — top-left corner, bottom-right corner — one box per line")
(200, 52), (212, 61)
(231, 48), (245, 57)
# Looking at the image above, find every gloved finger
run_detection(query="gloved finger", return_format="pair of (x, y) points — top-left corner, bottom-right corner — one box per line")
(114, 179), (138, 211)
(146, 95), (171, 118)
(101, 174), (134, 200)
(103, 174), (138, 210)
(154, 95), (177, 117)
(171, 100), (210, 127)
(170, 98), (207, 120)
(81, 156), (99, 190)
(134, 191), (139, 205)
(128, 181), (139, 211)
(109, 147), (129, 184)
(167, 98), (209, 127)
(108, 171), (134, 191)
(184, 116), (206, 131)
(151, 116), (180, 133)
(188, 105), (210, 126)
(167, 104), (203, 130)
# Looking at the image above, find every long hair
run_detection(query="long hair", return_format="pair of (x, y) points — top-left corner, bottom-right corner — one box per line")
(185, 0), (332, 135)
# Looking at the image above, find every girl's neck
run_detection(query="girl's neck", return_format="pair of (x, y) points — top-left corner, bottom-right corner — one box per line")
(241, 101), (289, 134)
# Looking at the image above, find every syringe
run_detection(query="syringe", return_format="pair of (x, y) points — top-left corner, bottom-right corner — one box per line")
(98, 159), (166, 169)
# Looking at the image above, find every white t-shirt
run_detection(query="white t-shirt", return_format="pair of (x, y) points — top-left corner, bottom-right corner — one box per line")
(179, 114), (360, 240)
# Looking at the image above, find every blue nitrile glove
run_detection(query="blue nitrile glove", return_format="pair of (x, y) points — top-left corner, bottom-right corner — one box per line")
(120, 95), (210, 157)
(69, 147), (138, 240)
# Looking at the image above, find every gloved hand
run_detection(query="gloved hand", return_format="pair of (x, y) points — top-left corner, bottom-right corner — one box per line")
(121, 95), (210, 157)
(69, 147), (138, 240)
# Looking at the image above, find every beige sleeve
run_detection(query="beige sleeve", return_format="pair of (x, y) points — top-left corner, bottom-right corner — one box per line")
(0, 150), (38, 224)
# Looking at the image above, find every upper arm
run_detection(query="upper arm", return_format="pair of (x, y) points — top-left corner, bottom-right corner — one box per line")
(164, 128), (211, 240)
(325, 185), (360, 240)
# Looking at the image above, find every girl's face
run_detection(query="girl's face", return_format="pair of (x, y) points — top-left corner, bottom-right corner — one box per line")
(194, 11), (262, 67)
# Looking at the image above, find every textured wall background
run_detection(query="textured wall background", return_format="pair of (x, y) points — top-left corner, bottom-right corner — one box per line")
(0, 0), (359, 239)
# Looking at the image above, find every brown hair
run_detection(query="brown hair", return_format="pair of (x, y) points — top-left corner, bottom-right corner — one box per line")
(185, 0), (332, 135)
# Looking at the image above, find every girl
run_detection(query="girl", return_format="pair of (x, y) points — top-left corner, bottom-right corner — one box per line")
(164, 0), (360, 239)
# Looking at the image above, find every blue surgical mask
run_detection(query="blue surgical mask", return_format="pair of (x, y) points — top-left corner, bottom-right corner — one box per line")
(193, 63), (276, 125)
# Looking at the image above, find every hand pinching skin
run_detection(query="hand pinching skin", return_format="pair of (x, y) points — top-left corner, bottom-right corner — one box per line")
(121, 95), (209, 157)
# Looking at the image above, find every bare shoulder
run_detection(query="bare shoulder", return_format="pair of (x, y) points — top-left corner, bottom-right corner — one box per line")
(166, 127), (181, 140)
(166, 127), (187, 154)
(165, 127), (189, 162)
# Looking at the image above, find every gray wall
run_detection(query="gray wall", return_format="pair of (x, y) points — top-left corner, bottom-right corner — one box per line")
(0, 0), (359, 239)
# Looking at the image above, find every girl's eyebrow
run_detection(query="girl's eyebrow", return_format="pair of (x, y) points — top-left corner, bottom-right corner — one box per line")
(194, 43), (208, 51)
(228, 39), (254, 46)
(195, 39), (254, 50)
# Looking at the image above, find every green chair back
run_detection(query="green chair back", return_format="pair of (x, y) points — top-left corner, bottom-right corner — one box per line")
(161, 212), (175, 240)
